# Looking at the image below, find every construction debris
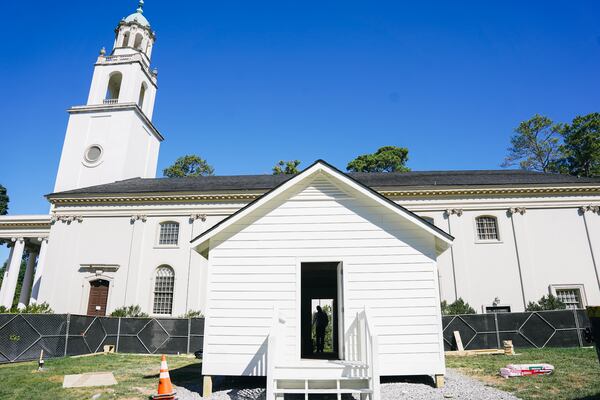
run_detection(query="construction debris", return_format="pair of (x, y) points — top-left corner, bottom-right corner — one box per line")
(445, 332), (513, 357)
(500, 364), (554, 378)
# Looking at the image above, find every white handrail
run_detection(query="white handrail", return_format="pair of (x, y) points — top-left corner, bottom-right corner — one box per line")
(266, 306), (285, 400)
(362, 306), (380, 400)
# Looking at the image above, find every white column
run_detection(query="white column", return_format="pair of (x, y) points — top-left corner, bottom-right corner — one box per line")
(0, 245), (15, 304)
(0, 237), (25, 308)
(30, 238), (48, 304)
(18, 249), (38, 309)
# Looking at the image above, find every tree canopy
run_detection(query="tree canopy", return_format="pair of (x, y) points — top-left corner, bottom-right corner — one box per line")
(163, 155), (214, 178)
(503, 113), (600, 177)
(560, 113), (600, 177)
(0, 184), (8, 215)
(272, 160), (301, 175)
(502, 114), (562, 172)
(346, 146), (410, 173)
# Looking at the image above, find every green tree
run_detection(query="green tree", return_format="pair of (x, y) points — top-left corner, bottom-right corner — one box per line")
(560, 113), (600, 177)
(0, 184), (8, 215)
(346, 146), (410, 173)
(163, 155), (214, 178)
(441, 298), (476, 315)
(272, 160), (301, 175)
(525, 294), (566, 311)
(502, 114), (563, 172)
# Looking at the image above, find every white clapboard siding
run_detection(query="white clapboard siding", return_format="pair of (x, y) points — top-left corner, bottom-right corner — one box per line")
(202, 174), (444, 377)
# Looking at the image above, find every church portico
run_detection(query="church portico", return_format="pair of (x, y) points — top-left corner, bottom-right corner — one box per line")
(0, 215), (51, 309)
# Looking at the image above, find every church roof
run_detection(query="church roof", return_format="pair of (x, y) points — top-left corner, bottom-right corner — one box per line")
(48, 168), (600, 197)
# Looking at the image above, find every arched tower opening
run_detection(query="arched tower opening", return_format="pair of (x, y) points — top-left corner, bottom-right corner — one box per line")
(138, 82), (147, 109)
(105, 72), (123, 102)
(121, 31), (131, 47)
(133, 33), (144, 50)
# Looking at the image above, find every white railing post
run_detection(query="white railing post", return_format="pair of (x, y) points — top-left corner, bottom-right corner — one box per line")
(363, 306), (380, 400)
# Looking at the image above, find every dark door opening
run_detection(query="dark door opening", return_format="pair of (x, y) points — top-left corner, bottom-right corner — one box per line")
(301, 262), (341, 359)
(87, 279), (109, 316)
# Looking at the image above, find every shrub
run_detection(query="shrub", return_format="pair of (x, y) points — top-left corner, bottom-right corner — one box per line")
(441, 298), (476, 315)
(526, 294), (566, 311)
(179, 310), (203, 318)
(110, 305), (149, 317)
(0, 302), (53, 314)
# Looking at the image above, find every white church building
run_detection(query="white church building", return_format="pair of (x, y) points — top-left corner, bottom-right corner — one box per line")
(1, 2), (600, 394)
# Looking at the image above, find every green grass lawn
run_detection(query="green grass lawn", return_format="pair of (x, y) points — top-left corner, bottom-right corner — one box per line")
(0, 353), (201, 400)
(446, 347), (600, 400)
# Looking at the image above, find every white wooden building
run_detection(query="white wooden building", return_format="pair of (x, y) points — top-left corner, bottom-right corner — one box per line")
(1, 3), (600, 397)
(191, 160), (452, 396)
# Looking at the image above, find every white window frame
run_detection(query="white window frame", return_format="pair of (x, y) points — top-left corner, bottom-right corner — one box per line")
(151, 265), (175, 316)
(156, 221), (180, 248)
(549, 284), (587, 309)
(474, 215), (502, 243)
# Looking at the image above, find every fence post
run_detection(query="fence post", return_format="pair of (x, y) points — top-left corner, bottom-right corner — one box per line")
(574, 308), (583, 347)
(494, 312), (501, 349)
(64, 313), (71, 357)
(187, 318), (192, 354)
(116, 317), (122, 353)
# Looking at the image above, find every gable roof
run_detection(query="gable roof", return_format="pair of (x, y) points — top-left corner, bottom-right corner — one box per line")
(47, 169), (600, 198)
(190, 160), (454, 253)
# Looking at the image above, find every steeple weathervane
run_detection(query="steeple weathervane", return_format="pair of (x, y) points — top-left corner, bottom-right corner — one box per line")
(137, 0), (144, 14)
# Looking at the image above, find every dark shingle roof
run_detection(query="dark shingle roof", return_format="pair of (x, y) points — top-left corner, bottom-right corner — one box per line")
(48, 169), (600, 197)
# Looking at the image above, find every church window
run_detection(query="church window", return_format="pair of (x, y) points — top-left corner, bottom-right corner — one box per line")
(138, 82), (147, 109)
(106, 72), (122, 101)
(551, 285), (586, 309)
(159, 222), (179, 246)
(84, 145), (103, 164)
(475, 216), (499, 241)
(134, 33), (143, 50)
(153, 266), (175, 315)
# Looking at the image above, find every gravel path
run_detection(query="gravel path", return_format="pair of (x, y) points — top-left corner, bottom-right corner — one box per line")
(173, 369), (520, 400)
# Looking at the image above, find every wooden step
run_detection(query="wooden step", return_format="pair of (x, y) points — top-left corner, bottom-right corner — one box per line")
(273, 388), (373, 394)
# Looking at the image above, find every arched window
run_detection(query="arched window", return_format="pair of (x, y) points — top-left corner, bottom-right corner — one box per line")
(105, 72), (122, 101)
(138, 82), (147, 109)
(122, 31), (131, 47)
(153, 266), (174, 314)
(475, 216), (499, 241)
(158, 221), (179, 246)
(133, 33), (143, 50)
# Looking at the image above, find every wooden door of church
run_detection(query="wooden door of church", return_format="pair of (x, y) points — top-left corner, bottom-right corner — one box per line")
(87, 279), (109, 316)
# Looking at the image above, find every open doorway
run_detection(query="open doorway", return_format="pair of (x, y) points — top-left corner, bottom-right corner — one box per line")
(300, 262), (343, 359)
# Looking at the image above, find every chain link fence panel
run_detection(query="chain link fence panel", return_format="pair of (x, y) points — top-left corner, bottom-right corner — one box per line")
(0, 314), (204, 363)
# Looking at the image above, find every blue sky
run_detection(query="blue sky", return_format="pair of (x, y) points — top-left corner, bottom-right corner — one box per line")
(1, 0), (600, 217)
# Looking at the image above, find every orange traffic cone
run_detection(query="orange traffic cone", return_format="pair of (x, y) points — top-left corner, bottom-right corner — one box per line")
(152, 355), (177, 400)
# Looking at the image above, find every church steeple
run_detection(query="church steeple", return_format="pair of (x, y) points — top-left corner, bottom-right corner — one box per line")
(53, 1), (163, 193)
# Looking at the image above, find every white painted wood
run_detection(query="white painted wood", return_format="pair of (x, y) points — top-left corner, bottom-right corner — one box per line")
(201, 174), (446, 379)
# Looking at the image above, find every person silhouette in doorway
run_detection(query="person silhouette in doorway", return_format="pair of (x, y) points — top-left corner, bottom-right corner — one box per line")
(313, 305), (329, 353)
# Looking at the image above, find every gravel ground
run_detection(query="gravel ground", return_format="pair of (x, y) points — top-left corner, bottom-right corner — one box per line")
(173, 369), (520, 400)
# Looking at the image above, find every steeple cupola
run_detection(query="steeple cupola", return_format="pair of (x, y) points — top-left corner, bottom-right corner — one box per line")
(113, 0), (156, 59)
